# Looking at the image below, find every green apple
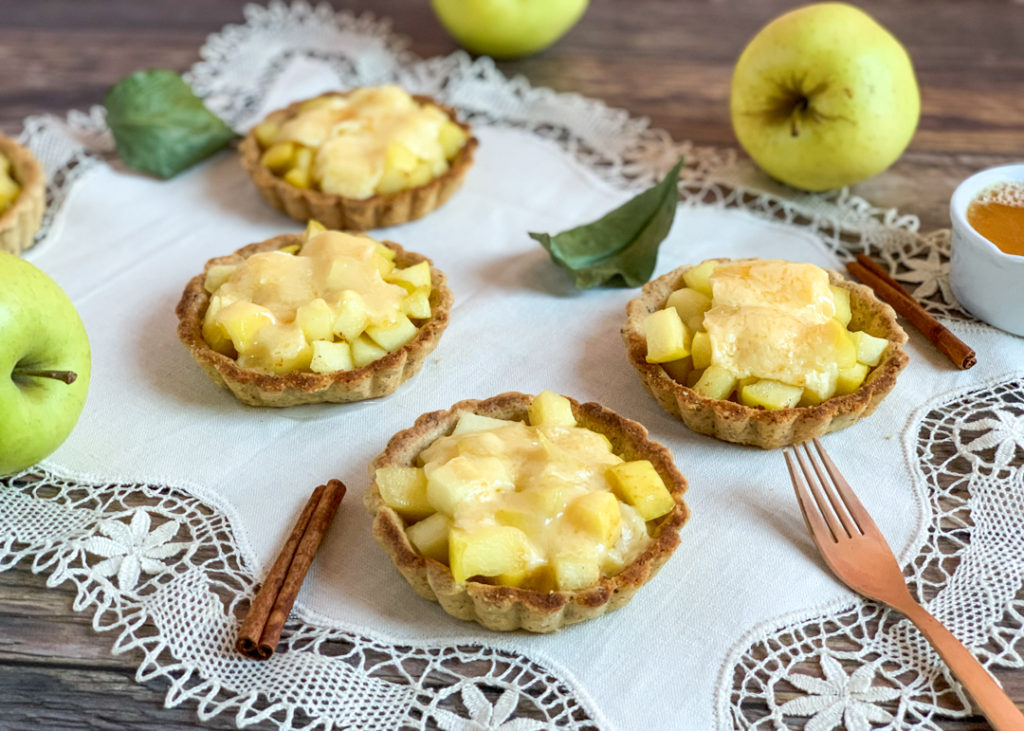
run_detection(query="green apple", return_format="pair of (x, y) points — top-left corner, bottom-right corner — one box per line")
(0, 252), (91, 475)
(431, 0), (588, 59)
(730, 2), (920, 191)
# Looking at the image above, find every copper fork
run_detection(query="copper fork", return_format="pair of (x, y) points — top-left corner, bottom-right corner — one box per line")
(784, 439), (1024, 730)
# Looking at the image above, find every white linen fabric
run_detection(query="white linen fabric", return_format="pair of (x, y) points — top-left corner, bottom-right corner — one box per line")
(3, 4), (1023, 730)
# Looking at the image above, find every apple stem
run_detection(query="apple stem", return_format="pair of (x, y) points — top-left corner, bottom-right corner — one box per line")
(13, 368), (78, 384)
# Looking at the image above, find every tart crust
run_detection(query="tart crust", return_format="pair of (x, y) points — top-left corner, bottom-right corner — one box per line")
(364, 391), (690, 633)
(239, 92), (478, 230)
(621, 261), (910, 449)
(175, 233), (453, 407)
(0, 135), (45, 255)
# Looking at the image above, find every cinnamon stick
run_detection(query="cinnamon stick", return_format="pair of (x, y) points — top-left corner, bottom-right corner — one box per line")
(236, 479), (346, 660)
(847, 255), (976, 370)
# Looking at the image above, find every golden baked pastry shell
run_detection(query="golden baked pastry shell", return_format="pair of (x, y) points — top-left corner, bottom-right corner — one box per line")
(239, 93), (477, 230)
(0, 135), (45, 255)
(175, 233), (452, 407)
(621, 261), (910, 449)
(364, 391), (690, 633)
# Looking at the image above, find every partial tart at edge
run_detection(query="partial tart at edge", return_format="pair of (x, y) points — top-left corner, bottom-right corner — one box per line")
(0, 135), (45, 255)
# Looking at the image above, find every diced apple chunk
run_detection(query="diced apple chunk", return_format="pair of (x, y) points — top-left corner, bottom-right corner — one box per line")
(251, 326), (312, 374)
(253, 120), (280, 148)
(606, 460), (675, 521)
(309, 339), (353, 373)
(351, 334), (388, 368)
(295, 297), (334, 342)
(385, 141), (419, 173)
(218, 301), (276, 353)
(799, 373), (838, 406)
(681, 260), (719, 297)
(494, 489), (571, 535)
(439, 120), (469, 159)
(644, 308), (691, 363)
(692, 364), (737, 400)
(426, 455), (513, 516)
(666, 287), (712, 332)
(333, 290), (369, 343)
(376, 466), (433, 520)
(407, 161), (434, 188)
(830, 285), (852, 326)
(204, 264), (237, 293)
(451, 412), (518, 435)
(365, 313), (418, 352)
(690, 330), (712, 370)
(283, 166), (312, 189)
(406, 512), (451, 563)
(528, 390), (576, 427)
(850, 330), (888, 366)
(448, 526), (532, 582)
(832, 323), (858, 369)
(835, 362), (870, 395)
(376, 166), (408, 195)
(739, 379), (803, 410)
(661, 356), (692, 384)
(303, 219), (326, 242)
(565, 491), (622, 546)
(551, 552), (601, 591)
(387, 261), (431, 292)
(260, 141), (295, 173)
(401, 290), (431, 319)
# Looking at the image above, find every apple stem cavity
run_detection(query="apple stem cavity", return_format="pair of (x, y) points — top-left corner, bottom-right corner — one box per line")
(13, 368), (78, 384)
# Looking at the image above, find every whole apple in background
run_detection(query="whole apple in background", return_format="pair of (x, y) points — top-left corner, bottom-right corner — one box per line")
(0, 252), (91, 476)
(431, 0), (588, 60)
(730, 2), (920, 192)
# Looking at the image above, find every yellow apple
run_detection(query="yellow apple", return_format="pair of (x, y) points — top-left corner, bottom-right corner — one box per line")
(730, 3), (920, 191)
(430, 0), (588, 60)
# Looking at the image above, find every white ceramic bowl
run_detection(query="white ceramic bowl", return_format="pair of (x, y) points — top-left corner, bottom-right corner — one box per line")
(950, 163), (1024, 336)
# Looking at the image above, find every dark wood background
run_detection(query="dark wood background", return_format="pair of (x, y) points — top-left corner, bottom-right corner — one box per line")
(1, 1), (1022, 728)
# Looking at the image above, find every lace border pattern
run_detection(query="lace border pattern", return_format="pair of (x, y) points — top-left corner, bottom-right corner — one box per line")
(3, 2), (1020, 730)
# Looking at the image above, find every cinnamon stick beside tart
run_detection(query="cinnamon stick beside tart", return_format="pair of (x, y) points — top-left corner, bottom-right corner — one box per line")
(365, 391), (690, 632)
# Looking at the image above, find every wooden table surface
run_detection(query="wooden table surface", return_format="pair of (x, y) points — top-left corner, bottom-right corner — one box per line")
(1, 1), (1022, 728)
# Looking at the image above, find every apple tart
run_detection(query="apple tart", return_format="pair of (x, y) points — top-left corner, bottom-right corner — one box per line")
(240, 85), (477, 230)
(365, 390), (690, 632)
(622, 258), (909, 449)
(175, 223), (452, 406)
(0, 135), (45, 255)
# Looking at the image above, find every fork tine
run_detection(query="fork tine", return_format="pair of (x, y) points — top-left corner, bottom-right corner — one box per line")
(800, 442), (859, 539)
(791, 445), (848, 542)
(784, 447), (837, 543)
(811, 438), (884, 538)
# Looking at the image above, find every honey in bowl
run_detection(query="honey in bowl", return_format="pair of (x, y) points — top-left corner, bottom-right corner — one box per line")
(966, 181), (1024, 256)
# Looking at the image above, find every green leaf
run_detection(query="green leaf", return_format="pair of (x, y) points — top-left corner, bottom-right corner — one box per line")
(104, 70), (237, 180)
(529, 158), (684, 289)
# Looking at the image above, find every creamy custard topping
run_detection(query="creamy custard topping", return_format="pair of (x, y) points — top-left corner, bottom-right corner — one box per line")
(710, 259), (835, 322)
(203, 229), (418, 374)
(705, 260), (843, 392)
(270, 86), (453, 199)
(419, 421), (652, 576)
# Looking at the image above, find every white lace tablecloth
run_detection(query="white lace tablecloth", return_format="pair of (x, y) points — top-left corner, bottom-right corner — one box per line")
(4, 4), (1024, 729)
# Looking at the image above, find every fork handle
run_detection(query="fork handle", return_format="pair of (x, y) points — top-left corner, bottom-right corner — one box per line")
(898, 600), (1024, 730)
